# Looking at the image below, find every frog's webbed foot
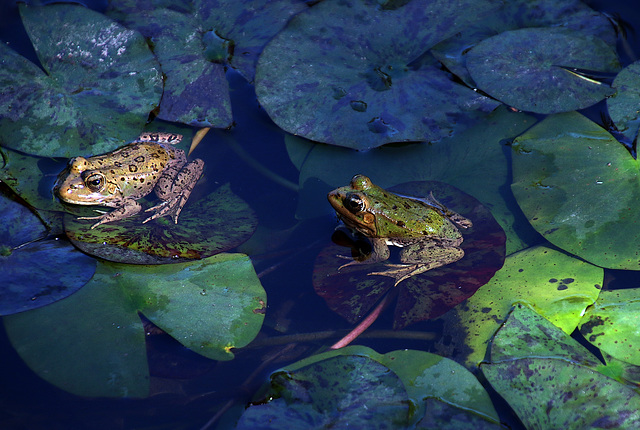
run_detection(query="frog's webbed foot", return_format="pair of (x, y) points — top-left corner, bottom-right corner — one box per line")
(143, 194), (188, 224)
(77, 202), (142, 229)
(368, 263), (424, 287)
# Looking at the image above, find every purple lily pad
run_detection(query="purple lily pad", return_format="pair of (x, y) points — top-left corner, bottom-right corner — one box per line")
(313, 180), (505, 329)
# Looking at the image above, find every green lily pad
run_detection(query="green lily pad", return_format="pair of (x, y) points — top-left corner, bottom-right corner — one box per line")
(314, 180), (505, 329)
(438, 246), (603, 366)
(291, 105), (538, 255)
(431, 0), (616, 86)
(0, 192), (96, 315)
(105, 5), (232, 128)
(238, 346), (500, 429)
(466, 27), (619, 114)
(63, 184), (257, 264)
(255, 0), (500, 150)
(0, 4), (162, 157)
(511, 111), (640, 270)
(482, 305), (640, 428)
(3, 254), (266, 397)
(579, 288), (640, 366)
(607, 60), (640, 142)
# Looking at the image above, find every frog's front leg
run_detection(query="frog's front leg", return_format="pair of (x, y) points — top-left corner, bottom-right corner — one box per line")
(78, 199), (143, 229)
(369, 238), (464, 286)
(337, 238), (390, 270)
(143, 154), (205, 224)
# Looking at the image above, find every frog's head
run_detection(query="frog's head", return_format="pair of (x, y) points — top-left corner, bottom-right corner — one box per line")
(55, 156), (121, 206)
(327, 174), (384, 237)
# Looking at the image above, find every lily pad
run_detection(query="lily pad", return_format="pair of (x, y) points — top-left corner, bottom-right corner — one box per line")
(314, 180), (505, 329)
(238, 346), (500, 429)
(105, 5), (232, 128)
(3, 254), (266, 397)
(466, 27), (619, 114)
(431, 0), (616, 86)
(0, 192), (96, 315)
(255, 0), (500, 149)
(579, 288), (640, 367)
(63, 184), (257, 264)
(607, 60), (640, 142)
(290, 105), (539, 255)
(438, 246), (603, 366)
(482, 305), (640, 429)
(0, 4), (162, 157)
(511, 111), (640, 270)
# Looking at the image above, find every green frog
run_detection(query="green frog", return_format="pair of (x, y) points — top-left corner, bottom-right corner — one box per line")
(327, 174), (472, 286)
(55, 132), (204, 229)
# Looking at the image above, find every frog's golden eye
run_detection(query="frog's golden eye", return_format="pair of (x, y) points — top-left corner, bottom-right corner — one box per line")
(344, 193), (365, 213)
(84, 173), (105, 191)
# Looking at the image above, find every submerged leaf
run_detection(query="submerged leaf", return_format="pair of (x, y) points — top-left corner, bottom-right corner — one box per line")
(608, 60), (640, 142)
(467, 28), (619, 113)
(0, 4), (162, 157)
(256, 0), (499, 149)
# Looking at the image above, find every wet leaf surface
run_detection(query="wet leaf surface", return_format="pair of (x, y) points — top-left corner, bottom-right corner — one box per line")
(3, 254), (266, 397)
(0, 4), (162, 157)
(482, 305), (640, 429)
(314, 180), (505, 329)
(467, 28), (619, 114)
(64, 184), (257, 264)
(256, 0), (500, 149)
(438, 246), (603, 366)
(511, 111), (640, 270)
(0, 192), (96, 316)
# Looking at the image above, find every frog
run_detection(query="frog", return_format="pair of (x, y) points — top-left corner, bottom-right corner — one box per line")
(327, 174), (472, 286)
(55, 132), (204, 229)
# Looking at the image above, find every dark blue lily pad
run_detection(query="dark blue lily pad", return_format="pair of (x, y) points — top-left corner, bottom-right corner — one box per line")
(0, 4), (162, 157)
(255, 0), (500, 149)
(0, 193), (96, 315)
(466, 27), (620, 114)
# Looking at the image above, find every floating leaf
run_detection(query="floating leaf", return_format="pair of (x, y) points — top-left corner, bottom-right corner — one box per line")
(0, 4), (162, 157)
(105, 5), (232, 128)
(4, 254), (266, 397)
(238, 346), (500, 429)
(579, 288), (640, 366)
(291, 105), (538, 254)
(438, 246), (602, 366)
(256, 0), (500, 149)
(0, 192), (96, 315)
(511, 112), (640, 270)
(431, 0), (616, 86)
(63, 184), (257, 264)
(482, 305), (640, 429)
(314, 180), (505, 329)
(607, 60), (640, 142)
(467, 28), (619, 113)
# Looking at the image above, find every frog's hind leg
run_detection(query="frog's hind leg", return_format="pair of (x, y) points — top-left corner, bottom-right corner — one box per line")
(144, 159), (205, 224)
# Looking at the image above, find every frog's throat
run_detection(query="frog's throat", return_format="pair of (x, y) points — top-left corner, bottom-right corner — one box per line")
(340, 212), (376, 237)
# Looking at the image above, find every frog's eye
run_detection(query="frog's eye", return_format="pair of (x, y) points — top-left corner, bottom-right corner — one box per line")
(344, 193), (365, 213)
(84, 173), (105, 191)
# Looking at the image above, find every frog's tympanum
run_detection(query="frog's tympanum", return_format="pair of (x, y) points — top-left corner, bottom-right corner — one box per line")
(328, 175), (472, 285)
(55, 132), (204, 229)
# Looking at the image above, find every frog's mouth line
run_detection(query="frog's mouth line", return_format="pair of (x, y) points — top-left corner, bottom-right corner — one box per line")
(328, 192), (377, 237)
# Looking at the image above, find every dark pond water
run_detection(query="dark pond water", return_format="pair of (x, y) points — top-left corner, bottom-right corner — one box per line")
(2, 0), (640, 429)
